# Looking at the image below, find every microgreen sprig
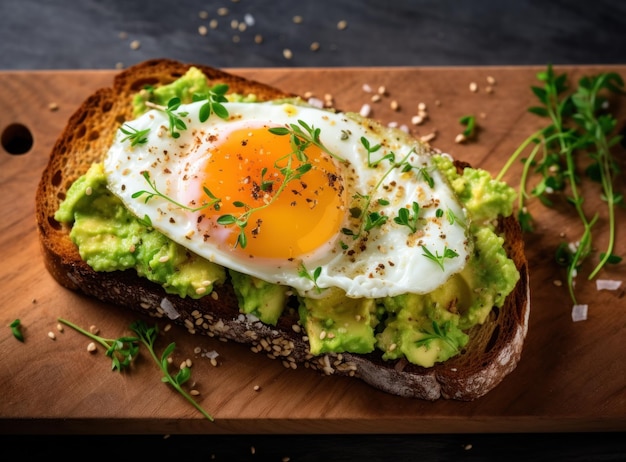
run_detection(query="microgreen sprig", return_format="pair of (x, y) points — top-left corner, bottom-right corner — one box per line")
(298, 262), (324, 293)
(415, 320), (463, 354)
(58, 317), (213, 421)
(130, 320), (214, 422)
(496, 65), (624, 304)
(58, 318), (140, 371)
(145, 97), (189, 139)
(194, 83), (230, 122)
(132, 171), (221, 213)
(120, 124), (150, 146)
(421, 245), (459, 271)
(269, 119), (347, 162)
(459, 114), (477, 140)
(394, 201), (421, 233)
(345, 144), (417, 238)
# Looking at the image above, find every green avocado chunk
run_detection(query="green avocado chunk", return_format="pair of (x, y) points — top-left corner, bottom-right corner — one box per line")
(55, 163), (226, 299)
(229, 270), (289, 325)
(298, 287), (378, 355)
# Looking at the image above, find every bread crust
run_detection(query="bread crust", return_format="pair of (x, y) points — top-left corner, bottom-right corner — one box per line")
(36, 59), (530, 400)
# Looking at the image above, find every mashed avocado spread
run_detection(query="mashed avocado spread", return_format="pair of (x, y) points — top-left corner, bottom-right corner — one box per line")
(55, 67), (520, 368)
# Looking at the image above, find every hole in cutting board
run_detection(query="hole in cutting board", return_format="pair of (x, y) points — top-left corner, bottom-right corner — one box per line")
(1, 123), (34, 155)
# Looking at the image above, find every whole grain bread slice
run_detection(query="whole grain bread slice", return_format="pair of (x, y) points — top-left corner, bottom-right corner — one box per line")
(36, 59), (530, 400)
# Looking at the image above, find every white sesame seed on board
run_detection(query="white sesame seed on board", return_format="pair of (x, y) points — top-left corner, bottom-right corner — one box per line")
(469, 82), (478, 92)
(198, 10), (209, 19)
(254, 34), (263, 44)
(130, 40), (141, 50)
(198, 25), (208, 36)
(48, 332), (56, 340)
(337, 20), (348, 30)
(283, 49), (293, 59)
(217, 7), (229, 16)
(293, 15), (303, 24)
(87, 342), (97, 353)
(310, 42), (320, 52)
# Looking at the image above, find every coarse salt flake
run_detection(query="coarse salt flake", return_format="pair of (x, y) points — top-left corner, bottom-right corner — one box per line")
(571, 304), (588, 322)
(596, 279), (622, 291)
(160, 297), (180, 320)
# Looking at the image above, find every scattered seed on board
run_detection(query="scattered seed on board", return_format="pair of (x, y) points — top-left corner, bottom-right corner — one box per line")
(89, 325), (99, 335)
(130, 40), (141, 50)
(283, 49), (293, 60)
(293, 15), (303, 24)
(48, 332), (56, 340)
(48, 102), (59, 112)
(254, 34), (263, 44)
(337, 20), (348, 30)
(87, 342), (97, 353)
(190, 389), (200, 396)
(469, 82), (478, 92)
(310, 42), (320, 52)
(56, 323), (64, 332)
(198, 10), (208, 19)
(198, 25), (208, 36)
(253, 385), (261, 391)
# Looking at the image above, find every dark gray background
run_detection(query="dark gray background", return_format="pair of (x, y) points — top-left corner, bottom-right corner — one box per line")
(1, 0), (625, 70)
(2, 0), (625, 460)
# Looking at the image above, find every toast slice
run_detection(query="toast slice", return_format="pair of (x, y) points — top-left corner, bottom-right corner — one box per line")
(36, 59), (530, 400)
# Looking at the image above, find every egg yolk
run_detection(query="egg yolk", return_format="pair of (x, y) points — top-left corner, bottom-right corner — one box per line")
(200, 126), (346, 259)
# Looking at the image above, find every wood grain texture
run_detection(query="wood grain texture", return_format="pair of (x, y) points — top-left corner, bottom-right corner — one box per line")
(0, 66), (625, 435)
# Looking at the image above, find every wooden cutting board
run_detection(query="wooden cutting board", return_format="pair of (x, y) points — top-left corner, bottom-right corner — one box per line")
(1, 66), (625, 435)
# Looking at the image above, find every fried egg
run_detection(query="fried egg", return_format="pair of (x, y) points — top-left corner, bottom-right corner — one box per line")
(104, 101), (469, 299)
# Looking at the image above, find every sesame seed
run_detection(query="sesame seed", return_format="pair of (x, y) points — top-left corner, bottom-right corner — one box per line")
(217, 7), (229, 16)
(118, 31), (128, 40)
(48, 332), (56, 340)
(198, 25), (208, 36)
(420, 132), (437, 143)
(310, 41), (320, 52)
(56, 323), (64, 332)
(209, 19), (218, 29)
(164, 323), (172, 332)
(85, 186), (93, 196)
(253, 384), (261, 391)
(359, 104), (371, 117)
(210, 357), (218, 367)
(254, 34), (263, 44)
(320, 330), (327, 340)
(251, 446), (256, 455)
(390, 100), (400, 111)
(195, 287), (207, 295)
(159, 255), (170, 263)
(337, 20), (348, 30)
(89, 325), (99, 335)
(377, 85), (386, 95)
(455, 133), (467, 144)
(283, 48), (293, 59)
(198, 11), (209, 19)
(115, 62), (124, 70)
(469, 82), (478, 92)
(411, 115), (424, 125)
(293, 15), (303, 24)
(486, 75), (496, 85)
(238, 23), (247, 32)
(130, 40), (141, 50)
(232, 35), (240, 43)
(48, 102), (59, 112)
(230, 19), (239, 29)
(190, 389), (200, 396)
(371, 94), (381, 103)
(87, 342), (97, 353)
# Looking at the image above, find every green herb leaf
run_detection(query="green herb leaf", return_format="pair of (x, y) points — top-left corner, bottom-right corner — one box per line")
(9, 319), (24, 342)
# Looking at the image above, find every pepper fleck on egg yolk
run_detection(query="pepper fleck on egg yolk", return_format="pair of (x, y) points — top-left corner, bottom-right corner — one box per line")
(201, 126), (346, 259)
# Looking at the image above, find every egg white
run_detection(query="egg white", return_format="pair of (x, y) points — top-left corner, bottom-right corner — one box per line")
(104, 101), (469, 299)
